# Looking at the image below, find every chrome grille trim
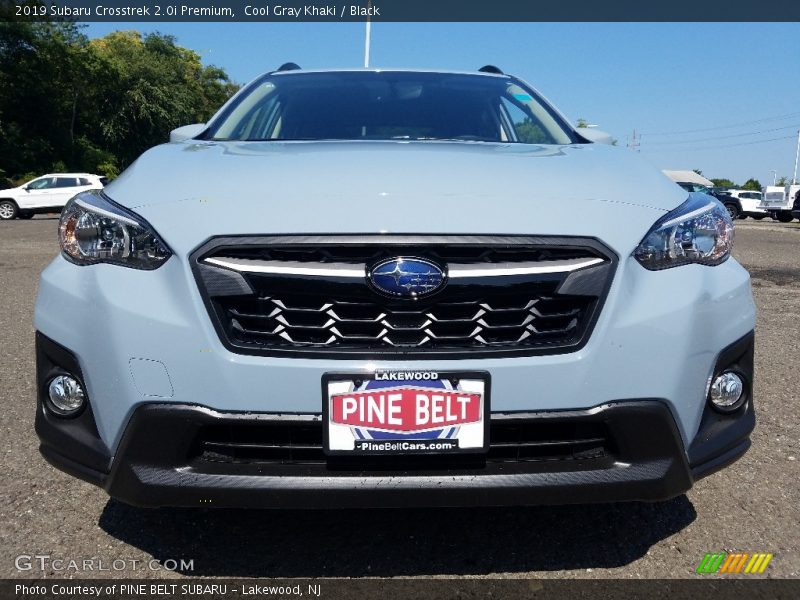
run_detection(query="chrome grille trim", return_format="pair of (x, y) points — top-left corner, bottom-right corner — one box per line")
(205, 257), (366, 278)
(204, 256), (604, 278)
(448, 258), (604, 278)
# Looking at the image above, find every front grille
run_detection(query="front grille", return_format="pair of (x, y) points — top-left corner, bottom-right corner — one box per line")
(194, 417), (613, 467)
(192, 235), (615, 358)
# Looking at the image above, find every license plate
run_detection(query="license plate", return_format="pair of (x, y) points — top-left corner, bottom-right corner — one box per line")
(322, 371), (490, 455)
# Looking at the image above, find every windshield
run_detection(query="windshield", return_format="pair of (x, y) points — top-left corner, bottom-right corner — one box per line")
(205, 71), (577, 145)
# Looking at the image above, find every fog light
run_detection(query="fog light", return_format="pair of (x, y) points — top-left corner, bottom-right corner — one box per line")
(47, 375), (86, 416)
(709, 372), (745, 412)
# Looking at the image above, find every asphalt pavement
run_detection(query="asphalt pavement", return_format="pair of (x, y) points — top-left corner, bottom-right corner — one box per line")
(1, 216), (798, 580)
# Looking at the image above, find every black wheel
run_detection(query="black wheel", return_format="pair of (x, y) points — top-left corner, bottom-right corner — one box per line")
(724, 203), (739, 220)
(18, 211), (34, 220)
(776, 212), (794, 223)
(0, 199), (18, 220)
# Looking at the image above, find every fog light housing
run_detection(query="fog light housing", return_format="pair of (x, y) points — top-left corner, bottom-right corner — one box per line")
(47, 375), (86, 416)
(709, 372), (745, 413)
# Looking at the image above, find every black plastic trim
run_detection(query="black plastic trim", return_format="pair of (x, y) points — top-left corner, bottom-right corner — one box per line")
(189, 234), (618, 360)
(98, 400), (693, 508)
(35, 333), (112, 485)
(688, 331), (756, 479)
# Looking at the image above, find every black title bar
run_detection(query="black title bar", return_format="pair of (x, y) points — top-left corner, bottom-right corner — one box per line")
(5, 0), (800, 22)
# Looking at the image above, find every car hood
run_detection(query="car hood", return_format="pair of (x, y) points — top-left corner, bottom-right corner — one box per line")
(105, 140), (688, 257)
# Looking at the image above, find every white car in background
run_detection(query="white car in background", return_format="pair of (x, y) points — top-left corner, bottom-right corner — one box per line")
(0, 173), (106, 220)
(726, 190), (767, 220)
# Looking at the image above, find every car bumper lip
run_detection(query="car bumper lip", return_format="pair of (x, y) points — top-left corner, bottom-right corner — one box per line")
(35, 391), (753, 508)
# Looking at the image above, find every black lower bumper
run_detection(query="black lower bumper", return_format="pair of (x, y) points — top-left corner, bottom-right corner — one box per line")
(35, 332), (756, 509)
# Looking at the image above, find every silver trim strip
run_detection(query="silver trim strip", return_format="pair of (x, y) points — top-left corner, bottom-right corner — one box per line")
(448, 257), (605, 278)
(205, 256), (605, 278)
(205, 257), (365, 278)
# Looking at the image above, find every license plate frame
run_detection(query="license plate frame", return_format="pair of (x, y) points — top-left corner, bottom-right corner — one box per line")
(322, 370), (490, 456)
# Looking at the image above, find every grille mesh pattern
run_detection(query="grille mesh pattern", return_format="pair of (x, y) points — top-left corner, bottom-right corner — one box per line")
(224, 288), (590, 349)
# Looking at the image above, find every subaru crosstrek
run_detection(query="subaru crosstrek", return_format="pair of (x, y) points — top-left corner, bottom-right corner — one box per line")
(34, 67), (756, 508)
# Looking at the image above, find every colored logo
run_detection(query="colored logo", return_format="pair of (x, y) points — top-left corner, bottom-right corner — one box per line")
(696, 552), (773, 574)
(368, 257), (445, 298)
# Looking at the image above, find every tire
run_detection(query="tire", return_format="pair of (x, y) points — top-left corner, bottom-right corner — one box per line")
(776, 212), (794, 223)
(0, 199), (18, 220)
(724, 203), (740, 220)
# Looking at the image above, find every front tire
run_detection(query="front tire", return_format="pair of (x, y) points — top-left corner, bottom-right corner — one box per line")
(776, 212), (794, 223)
(0, 200), (18, 220)
(724, 203), (740, 220)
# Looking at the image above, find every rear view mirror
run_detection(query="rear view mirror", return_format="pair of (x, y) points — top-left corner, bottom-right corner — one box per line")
(170, 123), (206, 143)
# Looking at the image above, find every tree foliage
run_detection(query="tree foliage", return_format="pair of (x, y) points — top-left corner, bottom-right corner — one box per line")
(741, 178), (763, 191)
(0, 19), (238, 183)
(710, 178), (735, 188)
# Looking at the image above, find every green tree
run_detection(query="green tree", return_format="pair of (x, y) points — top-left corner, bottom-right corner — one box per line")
(87, 31), (238, 170)
(710, 178), (736, 188)
(0, 19), (238, 180)
(741, 178), (763, 191)
(776, 176), (788, 186)
(0, 18), (90, 177)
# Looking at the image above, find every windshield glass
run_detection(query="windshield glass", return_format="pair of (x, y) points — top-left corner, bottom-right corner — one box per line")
(205, 71), (576, 144)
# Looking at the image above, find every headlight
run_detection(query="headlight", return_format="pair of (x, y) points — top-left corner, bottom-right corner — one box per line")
(633, 194), (734, 270)
(59, 191), (171, 269)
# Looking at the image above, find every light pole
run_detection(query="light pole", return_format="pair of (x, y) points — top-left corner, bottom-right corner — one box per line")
(770, 170), (777, 186)
(364, 1), (372, 68)
(793, 129), (800, 185)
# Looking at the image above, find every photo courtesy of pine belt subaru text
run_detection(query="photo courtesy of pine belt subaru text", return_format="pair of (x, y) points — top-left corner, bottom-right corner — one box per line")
(34, 65), (756, 508)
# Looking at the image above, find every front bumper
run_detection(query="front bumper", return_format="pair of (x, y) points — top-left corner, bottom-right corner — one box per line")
(35, 332), (756, 508)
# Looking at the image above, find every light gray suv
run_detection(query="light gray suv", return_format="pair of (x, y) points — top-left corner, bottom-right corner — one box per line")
(34, 66), (756, 508)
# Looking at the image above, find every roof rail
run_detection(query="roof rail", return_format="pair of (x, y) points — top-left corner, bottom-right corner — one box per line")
(276, 62), (301, 72)
(478, 65), (504, 74)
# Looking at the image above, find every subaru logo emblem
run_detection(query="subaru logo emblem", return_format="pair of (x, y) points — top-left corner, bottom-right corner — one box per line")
(368, 257), (446, 298)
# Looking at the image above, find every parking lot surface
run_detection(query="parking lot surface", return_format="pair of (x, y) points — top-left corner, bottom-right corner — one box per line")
(1, 217), (798, 579)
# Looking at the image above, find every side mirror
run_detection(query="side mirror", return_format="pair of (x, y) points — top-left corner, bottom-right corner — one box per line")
(170, 123), (206, 143)
(578, 128), (615, 145)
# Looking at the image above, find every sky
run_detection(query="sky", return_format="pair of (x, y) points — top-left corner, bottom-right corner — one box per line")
(84, 22), (800, 186)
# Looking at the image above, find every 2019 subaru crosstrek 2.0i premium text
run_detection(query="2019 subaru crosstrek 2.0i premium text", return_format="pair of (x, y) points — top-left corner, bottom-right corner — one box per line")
(35, 67), (756, 508)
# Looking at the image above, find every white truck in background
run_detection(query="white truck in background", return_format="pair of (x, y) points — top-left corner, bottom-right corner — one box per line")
(760, 184), (800, 222)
